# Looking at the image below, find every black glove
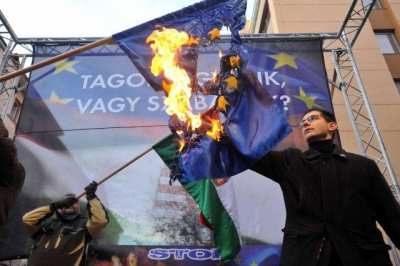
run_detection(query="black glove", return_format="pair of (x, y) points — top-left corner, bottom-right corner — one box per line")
(50, 195), (77, 212)
(84, 181), (98, 200)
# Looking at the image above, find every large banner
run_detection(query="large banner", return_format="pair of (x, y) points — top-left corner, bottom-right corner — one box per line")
(0, 38), (333, 264)
(88, 245), (281, 265)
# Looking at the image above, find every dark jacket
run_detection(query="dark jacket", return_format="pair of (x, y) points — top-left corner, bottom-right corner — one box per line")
(0, 137), (25, 225)
(22, 197), (108, 266)
(251, 140), (400, 266)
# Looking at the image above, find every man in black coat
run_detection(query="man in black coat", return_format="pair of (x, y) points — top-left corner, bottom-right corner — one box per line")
(251, 108), (400, 266)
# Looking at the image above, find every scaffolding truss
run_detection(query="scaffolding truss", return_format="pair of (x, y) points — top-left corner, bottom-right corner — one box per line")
(0, 0), (399, 263)
(323, 0), (400, 202)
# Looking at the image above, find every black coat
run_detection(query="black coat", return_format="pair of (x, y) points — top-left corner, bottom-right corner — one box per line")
(0, 137), (25, 226)
(251, 142), (400, 266)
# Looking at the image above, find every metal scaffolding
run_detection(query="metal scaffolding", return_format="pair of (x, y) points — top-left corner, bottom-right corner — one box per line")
(323, 0), (400, 202)
(0, 0), (399, 263)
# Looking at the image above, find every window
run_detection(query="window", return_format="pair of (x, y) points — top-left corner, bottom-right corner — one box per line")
(259, 3), (271, 33)
(395, 79), (400, 94)
(375, 32), (400, 54)
(362, 0), (383, 9)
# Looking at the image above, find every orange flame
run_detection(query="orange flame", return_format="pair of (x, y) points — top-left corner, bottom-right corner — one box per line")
(146, 27), (201, 131)
(206, 118), (224, 141)
(147, 27), (225, 149)
(178, 138), (186, 152)
(211, 70), (218, 82)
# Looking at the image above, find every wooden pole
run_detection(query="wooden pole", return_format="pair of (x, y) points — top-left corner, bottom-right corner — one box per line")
(77, 146), (153, 199)
(0, 37), (113, 83)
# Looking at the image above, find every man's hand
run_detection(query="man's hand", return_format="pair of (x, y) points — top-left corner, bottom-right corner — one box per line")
(50, 196), (77, 211)
(84, 181), (98, 200)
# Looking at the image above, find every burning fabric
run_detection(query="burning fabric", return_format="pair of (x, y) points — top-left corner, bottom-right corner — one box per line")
(113, 0), (291, 262)
(113, 0), (291, 183)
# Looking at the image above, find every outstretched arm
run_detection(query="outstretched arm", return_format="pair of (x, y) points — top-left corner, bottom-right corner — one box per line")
(84, 181), (109, 237)
(250, 150), (289, 183)
(22, 206), (53, 235)
(86, 197), (109, 237)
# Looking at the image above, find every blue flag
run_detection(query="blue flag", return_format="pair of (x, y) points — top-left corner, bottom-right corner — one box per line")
(178, 69), (291, 183)
(113, 0), (246, 90)
(112, 0), (292, 183)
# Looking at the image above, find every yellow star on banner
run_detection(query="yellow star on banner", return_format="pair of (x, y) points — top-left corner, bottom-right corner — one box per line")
(294, 87), (322, 109)
(47, 91), (74, 105)
(208, 28), (220, 41)
(224, 75), (239, 90)
(250, 261), (258, 266)
(53, 59), (79, 74)
(269, 53), (298, 69)
(217, 95), (230, 112)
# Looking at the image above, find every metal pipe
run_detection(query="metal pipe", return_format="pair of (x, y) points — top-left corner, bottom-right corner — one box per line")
(0, 9), (18, 41)
(0, 37), (113, 83)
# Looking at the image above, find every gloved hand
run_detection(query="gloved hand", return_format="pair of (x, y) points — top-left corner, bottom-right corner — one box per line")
(50, 195), (77, 212)
(84, 181), (98, 200)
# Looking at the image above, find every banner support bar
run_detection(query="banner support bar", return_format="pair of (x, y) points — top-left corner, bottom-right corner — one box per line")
(0, 37), (113, 83)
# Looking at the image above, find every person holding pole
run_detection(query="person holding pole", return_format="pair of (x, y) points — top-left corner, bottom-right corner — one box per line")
(22, 181), (108, 266)
(251, 108), (400, 266)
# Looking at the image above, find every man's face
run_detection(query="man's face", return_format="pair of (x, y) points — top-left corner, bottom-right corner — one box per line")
(300, 110), (337, 142)
(60, 201), (80, 215)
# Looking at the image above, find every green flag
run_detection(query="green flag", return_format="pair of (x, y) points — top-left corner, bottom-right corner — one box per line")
(153, 135), (241, 263)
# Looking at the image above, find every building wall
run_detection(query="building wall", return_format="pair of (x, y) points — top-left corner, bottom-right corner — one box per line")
(0, 42), (26, 138)
(252, 0), (400, 179)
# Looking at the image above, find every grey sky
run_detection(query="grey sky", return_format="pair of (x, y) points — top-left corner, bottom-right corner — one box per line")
(1, 0), (255, 38)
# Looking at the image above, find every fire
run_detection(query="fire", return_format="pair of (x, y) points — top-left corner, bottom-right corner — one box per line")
(178, 138), (186, 152)
(146, 27), (201, 131)
(206, 118), (224, 141)
(147, 27), (225, 149)
(211, 70), (218, 82)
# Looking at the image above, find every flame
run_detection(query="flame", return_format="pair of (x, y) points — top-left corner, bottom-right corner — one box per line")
(147, 27), (226, 150)
(206, 118), (224, 141)
(178, 138), (186, 152)
(211, 70), (218, 82)
(146, 27), (201, 131)
(229, 55), (241, 68)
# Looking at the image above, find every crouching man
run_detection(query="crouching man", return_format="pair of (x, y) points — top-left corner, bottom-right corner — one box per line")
(22, 181), (108, 266)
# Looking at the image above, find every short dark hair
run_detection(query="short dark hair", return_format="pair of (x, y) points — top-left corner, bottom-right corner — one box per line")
(303, 108), (336, 123)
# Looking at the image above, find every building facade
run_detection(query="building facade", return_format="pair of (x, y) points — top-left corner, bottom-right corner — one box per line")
(0, 39), (26, 138)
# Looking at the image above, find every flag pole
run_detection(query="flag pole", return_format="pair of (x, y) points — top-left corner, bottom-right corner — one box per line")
(0, 37), (113, 83)
(77, 146), (153, 199)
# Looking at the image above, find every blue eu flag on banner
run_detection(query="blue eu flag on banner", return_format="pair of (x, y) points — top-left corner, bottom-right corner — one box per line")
(112, 0), (292, 183)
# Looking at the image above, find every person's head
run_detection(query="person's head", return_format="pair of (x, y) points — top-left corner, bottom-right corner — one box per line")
(300, 108), (337, 143)
(58, 193), (80, 215)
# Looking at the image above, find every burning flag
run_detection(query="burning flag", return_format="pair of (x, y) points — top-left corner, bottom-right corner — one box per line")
(112, 0), (291, 262)
(113, 0), (246, 91)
